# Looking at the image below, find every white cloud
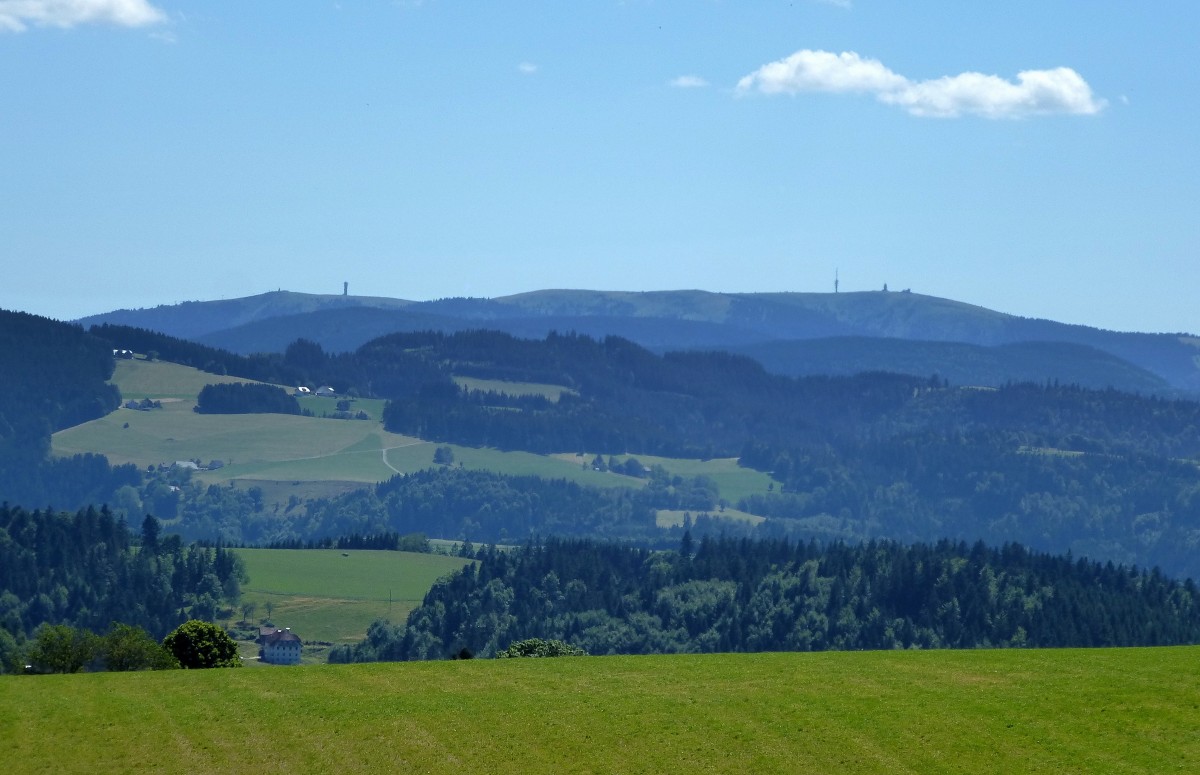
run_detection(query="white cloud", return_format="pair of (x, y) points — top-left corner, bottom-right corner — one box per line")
(669, 75), (708, 89)
(882, 67), (1105, 118)
(736, 49), (1105, 119)
(736, 50), (906, 96)
(0, 0), (167, 32)
(814, 0), (851, 8)
(517, 61), (538, 75)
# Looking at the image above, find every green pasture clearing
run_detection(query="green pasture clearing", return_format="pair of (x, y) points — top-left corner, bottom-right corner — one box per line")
(108, 357), (264, 400)
(52, 402), (422, 481)
(447, 446), (645, 488)
(4, 647), (1198, 774)
(655, 507), (765, 528)
(236, 549), (471, 645)
(553, 452), (775, 504)
(453, 375), (577, 401)
(55, 358), (772, 506)
(296, 395), (389, 421)
(1019, 445), (1088, 458)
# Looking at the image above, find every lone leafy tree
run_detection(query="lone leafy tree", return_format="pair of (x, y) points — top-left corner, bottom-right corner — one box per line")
(162, 620), (241, 669)
(28, 624), (98, 674)
(102, 623), (179, 671)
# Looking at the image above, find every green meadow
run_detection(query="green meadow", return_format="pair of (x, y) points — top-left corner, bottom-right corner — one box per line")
(50, 359), (771, 505)
(103, 357), (258, 400)
(453, 375), (577, 401)
(3, 647), (1197, 773)
(235, 549), (471, 648)
(555, 452), (776, 504)
(655, 507), (765, 528)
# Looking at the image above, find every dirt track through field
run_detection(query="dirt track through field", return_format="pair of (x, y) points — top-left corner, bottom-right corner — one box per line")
(382, 441), (427, 474)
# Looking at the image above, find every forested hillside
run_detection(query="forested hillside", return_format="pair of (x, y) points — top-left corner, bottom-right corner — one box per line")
(0, 310), (135, 510)
(332, 537), (1200, 661)
(283, 467), (714, 546)
(0, 506), (244, 642)
(50, 324), (1200, 578)
(0, 309), (120, 449)
(730, 337), (1169, 394)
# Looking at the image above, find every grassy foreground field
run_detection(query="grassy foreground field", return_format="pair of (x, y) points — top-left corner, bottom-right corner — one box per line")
(3, 647), (1197, 773)
(236, 549), (471, 649)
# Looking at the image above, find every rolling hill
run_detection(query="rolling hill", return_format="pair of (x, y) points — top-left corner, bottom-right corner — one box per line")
(77, 289), (1200, 392)
(731, 337), (1170, 392)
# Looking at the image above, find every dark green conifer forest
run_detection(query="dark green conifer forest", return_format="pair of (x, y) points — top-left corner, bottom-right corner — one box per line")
(331, 538), (1200, 662)
(0, 506), (244, 648)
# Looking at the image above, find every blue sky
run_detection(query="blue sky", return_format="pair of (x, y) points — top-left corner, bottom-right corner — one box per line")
(1, 1), (1197, 335)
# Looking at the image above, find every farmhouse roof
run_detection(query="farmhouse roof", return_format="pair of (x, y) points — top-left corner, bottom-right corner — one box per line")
(260, 627), (301, 645)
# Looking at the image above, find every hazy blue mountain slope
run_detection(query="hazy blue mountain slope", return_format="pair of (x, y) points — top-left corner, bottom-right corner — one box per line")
(198, 307), (466, 354)
(76, 290), (415, 341)
(731, 338), (1171, 394)
(77, 288), (1200, 391)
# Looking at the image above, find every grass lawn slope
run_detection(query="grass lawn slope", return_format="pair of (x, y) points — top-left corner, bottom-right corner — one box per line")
(3, 647), (1197, 773)
(235, 549), (471, 650)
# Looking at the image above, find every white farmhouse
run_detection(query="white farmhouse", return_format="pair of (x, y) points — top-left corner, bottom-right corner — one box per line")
(259, 627), (302, 665)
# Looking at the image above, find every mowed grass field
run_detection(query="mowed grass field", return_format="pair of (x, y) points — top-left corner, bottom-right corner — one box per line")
(235, 549), (471, 648)
(453, 375), (577, 401)
(50, 359), (773, 506)
(3, 647), (1198, 773)
(655, 507), (765, 528)
(553, 452), (776, 504)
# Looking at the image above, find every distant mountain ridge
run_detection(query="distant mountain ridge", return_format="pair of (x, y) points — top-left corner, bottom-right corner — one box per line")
(75, 292), (416, 342)
(77, 289), (1200, 393)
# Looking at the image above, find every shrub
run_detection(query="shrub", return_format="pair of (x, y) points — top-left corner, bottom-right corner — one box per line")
(102, 623), (179, 671)
(496, 638), (587, 658)
(162, 620), (241, 669)
(27, 624), (98, 674)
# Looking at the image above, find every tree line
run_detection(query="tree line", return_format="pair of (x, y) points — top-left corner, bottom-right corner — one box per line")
(0, 506), (246, 660)
(259, 531), (431, 553)
(330, 537), (1200, 662)
(194, 382), (301, 415)
(5, 619), (242, 674)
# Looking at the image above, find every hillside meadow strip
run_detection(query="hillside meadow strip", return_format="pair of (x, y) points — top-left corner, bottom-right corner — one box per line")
(54, 357), (764, 502)
(2, 648), (1197, 773)
(236, 549), (471, 645)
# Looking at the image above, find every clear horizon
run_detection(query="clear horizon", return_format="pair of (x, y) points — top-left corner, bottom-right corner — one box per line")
(2, 2), (1197, 335)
